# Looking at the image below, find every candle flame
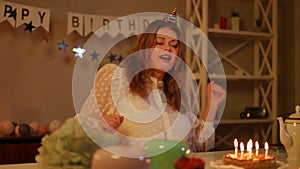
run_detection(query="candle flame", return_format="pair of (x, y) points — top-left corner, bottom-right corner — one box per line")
(240, 142), (244, 151)
(234, 139), (238, 148)
(255, 141), (259, 150)
(247, 139), (253, 151)
(264, 142), (269, 150)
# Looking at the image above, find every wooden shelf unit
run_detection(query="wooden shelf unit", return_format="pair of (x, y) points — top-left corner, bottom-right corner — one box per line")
(185, 0), (278, 150)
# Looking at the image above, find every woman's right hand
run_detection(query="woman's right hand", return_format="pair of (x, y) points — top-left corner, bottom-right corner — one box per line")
(99, 114), (124, 133)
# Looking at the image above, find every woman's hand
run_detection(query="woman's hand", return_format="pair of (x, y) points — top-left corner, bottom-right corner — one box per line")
(206, 81), (226, 106)
(203, 81), (226, 122)
(99, 114), (124, 133)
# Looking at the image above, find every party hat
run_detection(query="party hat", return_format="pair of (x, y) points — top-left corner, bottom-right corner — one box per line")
(166, 7), (177, 23)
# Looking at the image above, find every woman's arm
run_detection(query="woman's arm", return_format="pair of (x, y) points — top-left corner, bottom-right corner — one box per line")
(201, 81), (226, 122)
(195, 81), (226, 149)
(80, 64), (124, 133)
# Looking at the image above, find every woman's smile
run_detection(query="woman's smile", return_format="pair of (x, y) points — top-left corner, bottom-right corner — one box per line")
(159, 54), (172, 61)
(149, 27), (179, 73)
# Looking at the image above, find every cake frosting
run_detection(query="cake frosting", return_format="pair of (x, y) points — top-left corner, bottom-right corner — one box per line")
(222, 152), (276, 169)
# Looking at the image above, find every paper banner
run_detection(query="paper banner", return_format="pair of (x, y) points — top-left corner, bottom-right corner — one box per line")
(84, 15), (117, 37)
(67, 12), (84, 36)
(69, 12), (164, 38)
(0, 0), (50, 32)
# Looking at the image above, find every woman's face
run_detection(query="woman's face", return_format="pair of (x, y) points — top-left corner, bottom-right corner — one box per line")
(149, 27), (179, 72)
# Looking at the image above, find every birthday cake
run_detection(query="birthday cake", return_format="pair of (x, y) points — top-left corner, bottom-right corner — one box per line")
(222, 152), (276, 169)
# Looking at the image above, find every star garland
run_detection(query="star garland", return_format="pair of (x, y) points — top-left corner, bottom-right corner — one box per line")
(24, 21), (36, 33)
(108, 53), (117, 63)
(72, 46), (85, 59)
(90, 50), (99, 61)
(8, 9), (17, 21)
(58, 40), (68, 51)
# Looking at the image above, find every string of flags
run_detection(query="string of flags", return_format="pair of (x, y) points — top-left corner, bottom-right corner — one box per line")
(0, 0), (50, 32)
(58, 40), (93, 61)
(0, 0), (164, 61)
(58, 40), (122, 63)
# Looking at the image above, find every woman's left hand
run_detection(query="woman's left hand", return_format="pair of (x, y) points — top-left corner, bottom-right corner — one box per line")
(99, 114), (124, 133)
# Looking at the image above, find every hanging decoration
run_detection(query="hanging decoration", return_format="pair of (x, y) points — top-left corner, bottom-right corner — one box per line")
(24, 21), (36, 33)
(8, 8), (16, 20)
(0, 0), (50, 32)
(108, 53), (124, 64)
(67, 12), (163, 38)
(0, 1), (173, 63)
(108, 53), (117, 63)
(117, 55), (124, 63)
(90, 50), (99, 61)
(72, 46), (85, 59)
(58, 40), (68, 51)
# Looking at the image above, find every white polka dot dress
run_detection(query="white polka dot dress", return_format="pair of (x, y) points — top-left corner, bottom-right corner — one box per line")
(79, 63), (214, 150)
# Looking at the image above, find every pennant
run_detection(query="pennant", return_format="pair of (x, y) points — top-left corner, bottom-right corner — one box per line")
(94, 15), (117, 37)
(84, 14), (101, 37)
(67, 12), (83, 36)
(112, 16), (139, 37)
(0, 0), (18, 27)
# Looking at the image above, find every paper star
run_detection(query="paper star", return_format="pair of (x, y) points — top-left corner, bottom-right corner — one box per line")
(117, 54), (124, 63)
(72, 46), (85, 59)
(58, 40), (68, 51)
(90, 50), (99, 61)
(108, 53), (117, 63)
(24, 21), (36, 33)
(8, 8), (17, 21)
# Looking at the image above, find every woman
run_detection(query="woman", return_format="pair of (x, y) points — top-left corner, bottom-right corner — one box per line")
(94, 19), (226, 148)
(36, 18), (226, 169)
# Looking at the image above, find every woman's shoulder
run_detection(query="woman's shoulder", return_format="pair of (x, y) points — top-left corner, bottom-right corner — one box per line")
(96, 63), (126, 82)
(97, 63), (118, 73)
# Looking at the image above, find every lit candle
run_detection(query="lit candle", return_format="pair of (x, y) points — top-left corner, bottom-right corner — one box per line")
(247, 139), (253, 158)
(264, 142), (269, 158)
(234, 139), (238, 158)
(240, 142), (244, 159)
(255, 141), (259, 156)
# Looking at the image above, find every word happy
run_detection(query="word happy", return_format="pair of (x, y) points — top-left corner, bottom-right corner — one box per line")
(0, 0), (50, 31)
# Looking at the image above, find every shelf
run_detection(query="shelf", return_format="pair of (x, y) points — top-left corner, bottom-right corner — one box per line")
(208, 28), (274, 40)
(0, 135), (43, 144)
(219, 118), (275, 124)
(186, 0), (278, 147)
(208, 74), (275, 81)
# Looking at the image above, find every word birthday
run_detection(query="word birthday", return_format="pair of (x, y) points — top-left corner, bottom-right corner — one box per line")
(67, 12), (163, 37)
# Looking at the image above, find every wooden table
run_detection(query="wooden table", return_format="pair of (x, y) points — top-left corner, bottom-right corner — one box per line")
(0, 150), (299, 169)
(192, 150), (300, 169)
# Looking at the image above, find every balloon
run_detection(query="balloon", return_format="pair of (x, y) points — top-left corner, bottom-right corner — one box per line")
(49, 120), (62, 133)
(38, 125), (48, 135)
(29, 121), (40, 135)
(0, 120), (14, 136)
(18, 123), (31, 136)
(14, 125), (20, 136)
